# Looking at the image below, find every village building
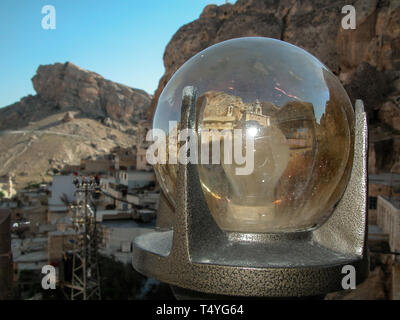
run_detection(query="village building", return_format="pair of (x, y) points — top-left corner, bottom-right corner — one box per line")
(100, 219), (155, 264)
(136, 120), (153, 171)
(47, 230), (77, 265)
(377, 195), (400, 299)
(368, 173), (400, 224)
(80, 158), (114, 175)
(113, 146), (137, 171)
(201, 100), (270, 132)
(48, 175), (77, 224)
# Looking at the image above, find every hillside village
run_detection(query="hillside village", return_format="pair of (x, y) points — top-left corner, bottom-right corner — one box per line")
(0, 119), (166, 299)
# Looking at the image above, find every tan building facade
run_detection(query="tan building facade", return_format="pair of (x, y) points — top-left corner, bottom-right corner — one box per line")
(47, 230), (77, 264)
(369, 174), (400, 225)
(377, 196), (400, 300)
(80, 159), (114, 174)
(377, 196), (400, 254)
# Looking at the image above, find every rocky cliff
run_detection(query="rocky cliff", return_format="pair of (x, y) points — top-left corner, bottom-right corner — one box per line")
(0, 62), (151, 188)
(149, 0), (400, 173)
(0, 62), (151, 130)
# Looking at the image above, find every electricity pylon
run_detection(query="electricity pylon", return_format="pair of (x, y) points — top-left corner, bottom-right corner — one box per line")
(68, 177), (102, 300)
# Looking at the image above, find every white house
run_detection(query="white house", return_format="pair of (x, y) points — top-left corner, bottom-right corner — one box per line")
(120, 171), (155, 190)
(48, 175), (77, 213)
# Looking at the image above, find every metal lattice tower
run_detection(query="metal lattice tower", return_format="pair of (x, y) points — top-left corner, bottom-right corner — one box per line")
(68, 177), (102, 300)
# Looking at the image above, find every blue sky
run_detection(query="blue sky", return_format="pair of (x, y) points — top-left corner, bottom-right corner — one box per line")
(0, 0), (228, 108)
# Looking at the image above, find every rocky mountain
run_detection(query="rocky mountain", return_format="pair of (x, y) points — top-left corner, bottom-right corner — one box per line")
(0, 62), (151, 130)
(148, 0), (400, 174)
(0, 62), (151, 188)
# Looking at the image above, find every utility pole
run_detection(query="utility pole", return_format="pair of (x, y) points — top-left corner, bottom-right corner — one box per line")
(67, 176), (101, 300)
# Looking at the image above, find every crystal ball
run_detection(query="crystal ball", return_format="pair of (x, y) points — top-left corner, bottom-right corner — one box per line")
(153, 37), (354, 233)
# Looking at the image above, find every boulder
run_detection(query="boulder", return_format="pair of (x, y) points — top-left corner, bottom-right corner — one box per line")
(63, 111), (74, 122)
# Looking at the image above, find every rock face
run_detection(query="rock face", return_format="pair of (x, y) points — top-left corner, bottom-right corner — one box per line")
(32, 62), (151, 123)
(148, 0), (400, 173)
(0, 62), (150, 188)
(150, 0), (400, 114)
(0, 62), (151, 130)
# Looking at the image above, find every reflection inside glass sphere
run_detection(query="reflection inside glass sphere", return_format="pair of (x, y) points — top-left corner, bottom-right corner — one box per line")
(153, 37), (354, 233)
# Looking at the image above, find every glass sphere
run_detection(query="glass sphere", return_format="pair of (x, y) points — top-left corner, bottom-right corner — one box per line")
(153, 37), (354, 233)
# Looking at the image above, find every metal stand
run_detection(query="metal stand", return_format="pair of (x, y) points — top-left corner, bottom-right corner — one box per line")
(133, 87), (369, 297)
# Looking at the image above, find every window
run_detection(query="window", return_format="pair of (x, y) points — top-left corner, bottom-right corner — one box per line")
(368, 196), (377, 210)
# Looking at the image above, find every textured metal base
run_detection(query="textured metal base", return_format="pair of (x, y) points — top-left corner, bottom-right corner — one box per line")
(133, 87), (369, 297)
(133, 230), (368, 297)
(170, 285), (326, 300)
